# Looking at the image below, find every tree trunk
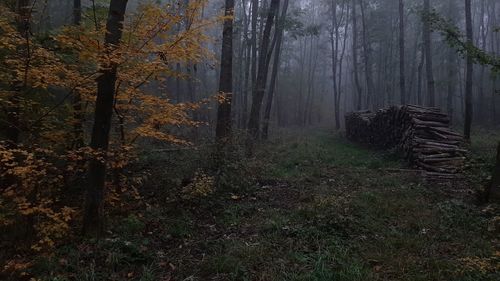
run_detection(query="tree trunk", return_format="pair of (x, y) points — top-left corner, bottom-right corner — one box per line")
(399, 0), (406, 105)
(352, 0), (362, 110)
(262, 0), (289, 140)
(331, 0), (340, 129)
(423, 0), (435, 107)
(5, 0), (31, 145)
(464, 0), (473, 140)
(83, 0), (128, 236)
(360, 0), (374, 110)
(477, 0), (486, 124)
(72, 0), (85, 148)
(250, 0), (258, 101)
(247, 0), (279, 143)
(486, 142), (500, 202)
(215, 0), (235, 141)
(446, 0), (457, 124)
(417, 46), (424, 106)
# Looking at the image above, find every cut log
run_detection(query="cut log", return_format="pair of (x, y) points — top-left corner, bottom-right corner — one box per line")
(345, 105), (467, 180)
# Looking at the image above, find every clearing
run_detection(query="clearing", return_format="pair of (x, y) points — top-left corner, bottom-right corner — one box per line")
(30, 131), (499, 281)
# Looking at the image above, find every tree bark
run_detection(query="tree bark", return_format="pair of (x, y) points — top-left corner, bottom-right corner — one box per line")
(262, 0), (289, 140)
(83, 0), (128, 236)
(423, 0), (435, 107)
(399, 0), (406, 105)
(352, 0), (362, 110)
(486, 142), (500, 202)
(446, 0), (457, 124)
(250, 0), (258, 102)
(72, 0), (84, 148)
(215, 0), (235, 141)
(360, 0), (374, 110)
(464, 0), (473, 140)
(247, 0), (279, 143)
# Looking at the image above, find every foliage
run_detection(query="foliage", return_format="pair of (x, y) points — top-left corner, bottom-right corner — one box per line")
(0, 1), (219, 276)
(425, 11), (500, 74)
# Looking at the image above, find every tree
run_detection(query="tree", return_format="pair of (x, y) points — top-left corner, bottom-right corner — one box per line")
(4, 0), (31, 145)
(262, 0), (289, 140)
(399, 0), (406, 105)
(360, 0), (374, 110)
(215, 0), (235, 141)
(83, 0), (129, 235)
(423, 0), (435, 107)
(464, 0), (473, 140)
(330, 0), (348, 130)
(486, 142), (500, 202)
(352, 0), (362, 110)
(247, 0), (279, 142)
(71, 0), (84, 148)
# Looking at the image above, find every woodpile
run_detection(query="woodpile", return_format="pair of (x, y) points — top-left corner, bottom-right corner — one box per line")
(345, 105), (467, 180)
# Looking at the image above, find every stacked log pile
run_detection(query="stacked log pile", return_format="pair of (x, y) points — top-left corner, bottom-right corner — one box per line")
(345, 105), (467, 180)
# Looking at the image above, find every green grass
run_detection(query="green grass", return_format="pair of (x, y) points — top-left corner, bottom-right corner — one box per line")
(259, 132), (401, 180)
(24, 130), (499, 281)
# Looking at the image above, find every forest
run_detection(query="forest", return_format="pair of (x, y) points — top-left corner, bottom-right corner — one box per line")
(0, 0), (499, 280)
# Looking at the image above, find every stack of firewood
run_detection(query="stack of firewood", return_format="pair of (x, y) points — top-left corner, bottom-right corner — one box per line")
(345, 105), (467, 180)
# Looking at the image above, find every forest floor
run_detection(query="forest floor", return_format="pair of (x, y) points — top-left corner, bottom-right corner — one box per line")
(29, 130), (499, 281)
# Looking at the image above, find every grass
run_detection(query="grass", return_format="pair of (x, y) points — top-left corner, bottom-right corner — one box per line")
(14, 130), (500, 281)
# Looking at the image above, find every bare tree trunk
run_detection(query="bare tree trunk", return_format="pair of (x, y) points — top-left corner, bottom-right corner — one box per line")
(83, 0), (128, 236)
(464, 0), (473, 140)
(447, 47), (456, 123)
(262, 0), (289, 140)
(305, 34), (315, 126)
(446, 0), (456, 123)
(423, 0), (435, 107)
(360, 0), (374, 110)
(331, 0), (340, 129)
(407, 30), (420, 104)
(72, 0), (84, 148)
(351, 0), (362, 110)
(486, 142), (500, 202)
(477, 0), (486, 124)
(331, 2), (349, 129)
(240, 0), (250, 128)
(399, 0), (406, 105)
(247, 0), (279, 143)
(490, 1), (498, 124)
(417, 46), (424, 106)
(250, 0), (258, 101)
(216, 0), (235, 140)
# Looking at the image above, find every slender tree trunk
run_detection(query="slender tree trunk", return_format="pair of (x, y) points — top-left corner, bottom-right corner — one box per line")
(250, 0), (258, 100)
(360, 0), (374, 110)
(216, 0), (235, 140)
(5, 0), (31, 145)
(446, 0), (457, 123)
(447, 47), (456, 123)
(417, 46), (424, 106)
(464, 0), (473, 140)
(83, 0), (128, 236)
(486, 142), (500, 202)
(399, 0), (406, 105)
(352, 0), (362, 110)
(307, 36), (319, 126)
(72, 0), (84, 148)
(423, 0), (435, 107)
(247, 0), (279, 143)
(305, 34), (315, 126)
(262, 0), (289, 140)
(477, 0), (486, 124)
(490, 1), (498, 124)
(407, 30), (420, 104)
